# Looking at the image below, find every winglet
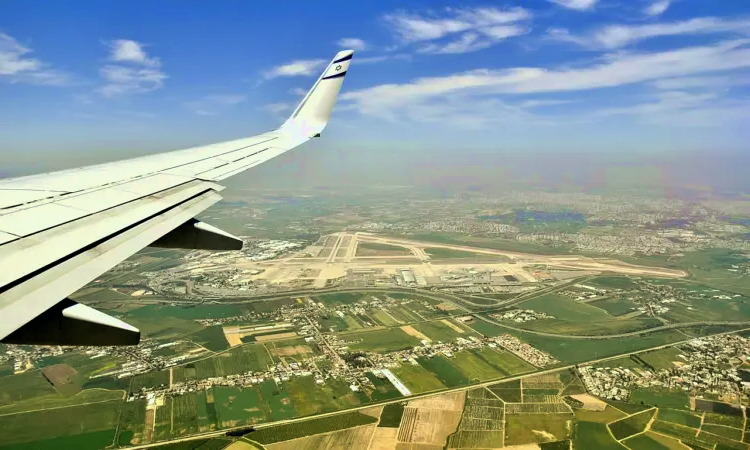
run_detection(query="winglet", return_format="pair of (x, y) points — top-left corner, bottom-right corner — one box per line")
(281, 50), (354, 137)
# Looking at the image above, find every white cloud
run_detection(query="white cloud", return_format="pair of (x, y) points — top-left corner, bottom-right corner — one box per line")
(98, 65), (167, 97)
(651, 74), (750, 90)
(645, 0), (671, 16)
(552, 17), (750, 49)
(186, 94), (247, 116)
(0, 32), (70, 85)
(99, 39), (166, 97)
(340, 40), (750, 127)
(337, 38), (367, 51)
(263, 59), (327, 79)
(262, 102), (291, 115)
(107, 39), (160, 67)
(547, 0), (598, 11)
(383, 7), (531, 54)
(594, 90), (749, 126)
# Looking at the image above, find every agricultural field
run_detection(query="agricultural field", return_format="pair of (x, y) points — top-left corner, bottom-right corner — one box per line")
(608, 408), (656, 440)
(190, 325), (231, 352)
(449, 350), (506, 382)
(522, 293), (617, 322)
(314, 292), (370, 306)
(339, 328), (421, 352)
(378, 403), (405, 428)
(412, 320), (472, 342)
(657, 408), (702, 428)
(0, 400), (121, 447)
(284, 376), (361, 416)
(623, 432), (682, 450)
(249, 411), (377, 444)
(488, 326), (688, 364)
(629, 388), (690, 410)
(362, 373), (402, 402)
(116, 399), (147, 446)
(588, 276), (638, 290)
(0, 430), (118, 450)
(193, 344), (274, 379)
(504, 414), (572, 446)
(574, 406), (626, 423)
(704, 412), (746, 429)
(417, 356), (471, 388)
(371, 309), (399, 326)
(573, 421), (627, 450)
(636, 346), (687, 371)
(391, 363), (445, 394)
(0, 387), (124, 415)
(650, 420), (701, 442)
(701, 424), (744, 441)
(265, 424), (377, 450)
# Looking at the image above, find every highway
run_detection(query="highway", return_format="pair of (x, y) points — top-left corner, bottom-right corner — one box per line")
(124, 326), (750, 450)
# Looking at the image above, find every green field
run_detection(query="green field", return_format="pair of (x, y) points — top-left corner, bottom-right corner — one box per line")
(480, 348), (536, 374)
(518, 317), (662, 336)
(425, 247), (489, 259)
(339, 328), (421, 352)
(356, 242), (412, 256)
(574, 406), (627, 423)
(213, 386), (266, 427)
(249, 411), (377, 444)
(315, 292), (370, 306)
(413, 320), (473, 342)
(0, 430), (117, 450)
(629, 388), (690, 410)
(657, 408), (702, 428)
(588, 276), (638, 290)
(650, 420), (701, 442)
(704, 412), (745, 429)
(194, 344), (273, 379)
(363, 373), (402, 402)
(701, 425), (744, 441)
(589, 297), (642, 316)
(480, 324), (688, 364)
(523, 294), (617, 322)
(0, 370), (60, 407)
(125, 304), (247, 320)
(608, 408), (655, 440)
(116, 399), (147, 445)
(0, 400), (121, 446)
(371, 309), (399, 326)
(504, 414), (572, 446)
(392, 363), (446, 393)
(379, 403), (405, 427)
(449, 350), (505, 381)
(285, 376), (361, 416)
(190, 325), (230, 352)
(573, 422), (627, 450)
(0, 387), (123, 415)
(604, 399), (658, 415)
(637, 346), (686, 371)
(623, 433), (675, 450)
(417, 356), (471, 387)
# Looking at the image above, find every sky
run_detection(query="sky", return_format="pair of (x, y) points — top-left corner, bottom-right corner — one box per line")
(1, 0), (749, 184)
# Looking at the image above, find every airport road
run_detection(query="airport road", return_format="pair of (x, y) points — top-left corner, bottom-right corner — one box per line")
(124, 325), (750, 450)
(474, 314), (750, 339)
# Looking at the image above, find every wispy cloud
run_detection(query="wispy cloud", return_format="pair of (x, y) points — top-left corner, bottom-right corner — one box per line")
(263, 59), (327, 79)
(340, 40), (750, 128)
(356, 53), (412, 64)
(383, 7), (531, 54)
(99, 39), (166, 97)
(337, 38), (367, 51)
(547, 0), (598, 11)
(186, 94), (247, 116)
(107, 39), (160, 67)
(261, 102), (291, 115)
(644, 0), (671, 17)
(551, 17), (750, 49)
(650, 74), (750, 90)
(0, 32), (71, 85)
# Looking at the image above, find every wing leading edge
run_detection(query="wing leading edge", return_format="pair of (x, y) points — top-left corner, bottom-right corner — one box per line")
(0, 50), (354, 346)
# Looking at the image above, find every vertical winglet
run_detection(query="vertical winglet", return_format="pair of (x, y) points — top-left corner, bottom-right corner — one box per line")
(281, 50), (354, 137)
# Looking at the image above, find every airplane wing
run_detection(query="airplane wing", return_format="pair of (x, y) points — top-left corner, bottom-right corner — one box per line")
(0, 50), (354, 346)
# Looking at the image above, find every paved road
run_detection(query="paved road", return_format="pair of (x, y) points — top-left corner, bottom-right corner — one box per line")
(474, 314), (750, 339)
(124, 326), (750, 450)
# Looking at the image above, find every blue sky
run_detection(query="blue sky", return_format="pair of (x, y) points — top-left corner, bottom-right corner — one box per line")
(1, 0), (749, 174)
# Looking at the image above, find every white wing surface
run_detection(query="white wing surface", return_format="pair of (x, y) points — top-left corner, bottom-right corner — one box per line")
(0, 50), (354, 346)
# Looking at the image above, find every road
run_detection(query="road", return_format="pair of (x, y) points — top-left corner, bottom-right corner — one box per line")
(124, 326), (750, 450)
(474, 314), (750, 340)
